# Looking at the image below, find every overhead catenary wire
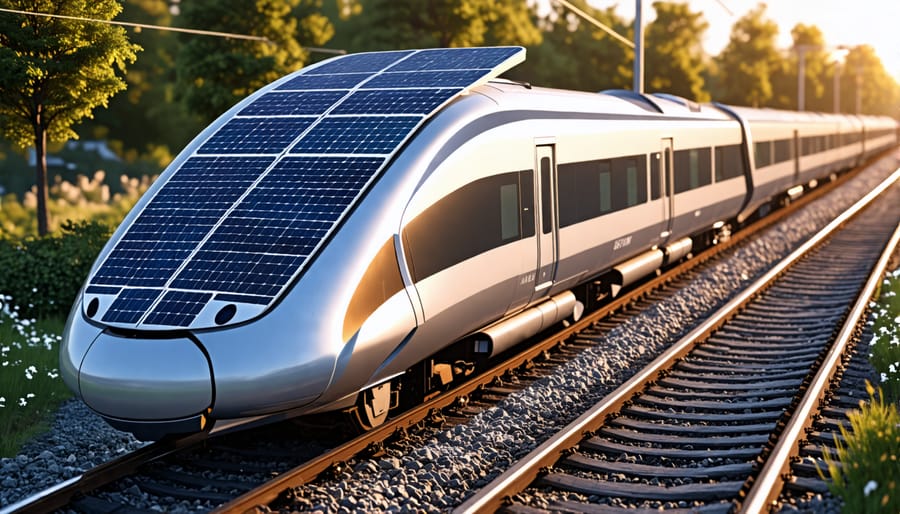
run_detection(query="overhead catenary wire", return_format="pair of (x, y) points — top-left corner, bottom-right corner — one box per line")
(0, 7), (346, 55)
(551, 0), (635, 49)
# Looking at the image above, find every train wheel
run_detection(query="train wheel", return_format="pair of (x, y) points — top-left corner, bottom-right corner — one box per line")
(353, 381), (391, 431)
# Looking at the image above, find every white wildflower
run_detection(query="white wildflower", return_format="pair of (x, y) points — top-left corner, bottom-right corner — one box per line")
(26, 393), (34, 399)
(24, 365), (37, 380)
(0, 397), (5, 407)
(864, 480), (878, 497)
(17, 398), (27, 407)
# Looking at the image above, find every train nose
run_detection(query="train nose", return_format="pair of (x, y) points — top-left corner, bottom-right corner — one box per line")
(78, 333), (213, 421)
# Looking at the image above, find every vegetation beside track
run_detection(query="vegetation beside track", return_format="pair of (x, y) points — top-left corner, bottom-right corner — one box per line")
(821, 268), (900, 513)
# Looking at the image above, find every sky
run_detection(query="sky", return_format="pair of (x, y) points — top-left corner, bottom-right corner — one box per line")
(549, 1), (900, 83)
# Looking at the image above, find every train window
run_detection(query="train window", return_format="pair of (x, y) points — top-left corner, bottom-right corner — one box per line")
(754, 141), (772, 168)
(500, 184), (519, 240)
(558, 154), (647, 228)
(541, 157), (552, 234)
(673, 148), (711, 194)
(598, 165), (612, 212)
(343, 238), (405, 341)
(612, 155), (647, 209)
(403, 171), (531, 282)
(650, 152), (661, 200)
(715, 144), (744, 181)
(774, 139), (793, 163)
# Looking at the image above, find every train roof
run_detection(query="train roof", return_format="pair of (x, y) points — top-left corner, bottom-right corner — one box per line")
(472, 80), (736, 122)
(81, 47), (528, 331)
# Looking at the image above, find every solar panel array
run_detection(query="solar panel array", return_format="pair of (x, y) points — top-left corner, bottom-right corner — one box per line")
(84, 46), (525, 329)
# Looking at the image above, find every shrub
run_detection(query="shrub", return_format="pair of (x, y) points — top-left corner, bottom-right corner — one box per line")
(0, 220), (111, 318)
(820, 382), (899, 513)
(868, 269), (900, 401)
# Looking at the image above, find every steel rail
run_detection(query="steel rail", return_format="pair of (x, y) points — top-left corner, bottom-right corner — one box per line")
(739, 175), (900, 512)
(213, 159), (846, 513)
(1, 431), (208, 514)
(453, 167), (900, 514)
(4, 157), (887, 514)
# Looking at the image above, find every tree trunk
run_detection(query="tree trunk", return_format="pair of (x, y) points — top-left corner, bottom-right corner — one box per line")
(33, 108), (50, 237)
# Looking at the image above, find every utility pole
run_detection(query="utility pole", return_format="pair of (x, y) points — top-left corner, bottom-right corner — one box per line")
(794, 44), (819, 111)
(634, 0), (644, 93)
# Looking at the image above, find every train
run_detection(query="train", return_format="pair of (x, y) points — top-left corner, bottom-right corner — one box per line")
(59, 47), (898, 440)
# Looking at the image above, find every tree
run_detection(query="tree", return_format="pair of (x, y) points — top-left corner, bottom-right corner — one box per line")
(511, 0), (631, 91)
(840, 45), (900, 116)
(82, 0), (204, 167)
(714, 3), (783, 107)
(768, 23), (828, 111)
(175, 0), (334, 123)
(0, 0), (139, 236)
(644, 1), (710, 101)
(337, 0), (541, 52)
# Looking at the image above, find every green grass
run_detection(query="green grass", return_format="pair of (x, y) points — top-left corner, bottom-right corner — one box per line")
(821, 383), (899, 513)
(0, 296), (70, 457)
(818, 269), (900, 512)
(869, 268), (900, 402)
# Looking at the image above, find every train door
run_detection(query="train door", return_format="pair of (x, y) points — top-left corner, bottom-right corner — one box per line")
(532, 144), (558, 303)
(661, 138), (675, 243)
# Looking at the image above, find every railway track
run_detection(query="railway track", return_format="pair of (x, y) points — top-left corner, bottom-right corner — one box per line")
(4, 158), (897, 514)
(455, 168), (900, 513)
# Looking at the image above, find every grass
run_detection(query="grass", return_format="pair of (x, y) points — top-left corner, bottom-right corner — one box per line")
(868, 268), (900, 402)
(817, 269), (900, 513)
(0, 295), (70, 457)
(821, 383), (899, 513)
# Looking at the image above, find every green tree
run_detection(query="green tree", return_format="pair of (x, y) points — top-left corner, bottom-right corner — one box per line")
(0, 0), (139, 235)
(645, 1), (710, 101)
(511, 0), (631, 91)
(714, 3), (783, 107)
(769, 23), (828, 111)
(840, 45), (900, 116)
(82, 0), (203, 168)
(338, 0), (541, 52)
(175, 0), (334, 123)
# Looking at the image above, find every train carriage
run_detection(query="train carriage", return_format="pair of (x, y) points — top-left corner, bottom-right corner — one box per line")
(59, 47), (898, 439)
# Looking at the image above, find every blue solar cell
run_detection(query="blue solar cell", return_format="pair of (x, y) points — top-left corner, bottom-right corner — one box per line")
(144, 290), (212, 327)
(101, 288), (160, 324)
(308, 50), (413, 75)
(332, 89), (461, 115)
(198, 117), (315, 154)
(388, 47), (521, 72)
(238, 91), (348, 116)
(169, 156), (382, 296)
(86, 47), (526, 328)
(89, 157), (272, 288)
(290, 116), (420, 154)
(275, 73), (373, 91)
(365, 70), (487, 89)
(171, 250), (305, 298)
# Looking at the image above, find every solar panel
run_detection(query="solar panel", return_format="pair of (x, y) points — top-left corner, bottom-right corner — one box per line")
(238, 91), (347, 116)
(290, 116), (421, 154)
(85, 46), (525, 329)
(332, 89), (461, 115)
(197, 118), (315, 154)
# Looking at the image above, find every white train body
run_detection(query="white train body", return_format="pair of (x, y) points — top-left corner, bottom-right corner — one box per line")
(59, 47), (898, 439)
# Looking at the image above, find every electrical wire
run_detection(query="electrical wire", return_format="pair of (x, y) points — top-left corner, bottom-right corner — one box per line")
(0, 6), (346, 55)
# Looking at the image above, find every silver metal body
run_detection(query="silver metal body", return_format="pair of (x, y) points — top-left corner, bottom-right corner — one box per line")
(60, 51), (899, 440)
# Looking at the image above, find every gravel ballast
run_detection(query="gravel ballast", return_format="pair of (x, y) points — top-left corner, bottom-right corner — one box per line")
(1, 151), (897, 512)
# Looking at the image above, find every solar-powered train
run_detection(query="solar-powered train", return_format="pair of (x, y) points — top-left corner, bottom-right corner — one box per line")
(60, 47), (898, 440)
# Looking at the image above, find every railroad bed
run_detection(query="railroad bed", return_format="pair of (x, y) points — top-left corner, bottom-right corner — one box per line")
(458, 165), (900, 513)
(2, 151), (898, 513)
